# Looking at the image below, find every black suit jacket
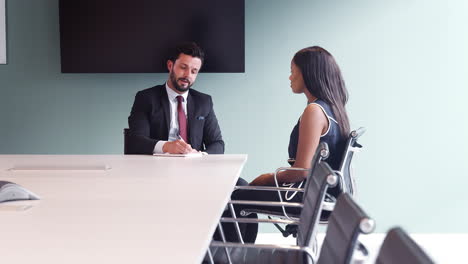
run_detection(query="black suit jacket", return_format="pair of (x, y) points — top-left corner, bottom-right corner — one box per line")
(127, 85), (225, 154)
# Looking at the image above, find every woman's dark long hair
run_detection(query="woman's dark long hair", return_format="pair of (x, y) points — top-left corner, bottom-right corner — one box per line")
(293, 46), (350, 137)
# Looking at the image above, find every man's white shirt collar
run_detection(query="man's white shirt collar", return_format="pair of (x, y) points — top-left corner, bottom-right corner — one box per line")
(165, 82), (188, 102)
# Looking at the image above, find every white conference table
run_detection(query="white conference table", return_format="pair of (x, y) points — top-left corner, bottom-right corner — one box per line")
(0, 154), (247, 264)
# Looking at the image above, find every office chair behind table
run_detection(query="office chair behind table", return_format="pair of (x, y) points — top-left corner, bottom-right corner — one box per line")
(123, 128), (130, 154)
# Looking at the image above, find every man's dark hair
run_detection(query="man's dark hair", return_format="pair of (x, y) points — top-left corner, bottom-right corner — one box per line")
(168, 42), (205, 64)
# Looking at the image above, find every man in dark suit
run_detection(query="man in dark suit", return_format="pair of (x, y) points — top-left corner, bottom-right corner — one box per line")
(127, 42), (224, 154)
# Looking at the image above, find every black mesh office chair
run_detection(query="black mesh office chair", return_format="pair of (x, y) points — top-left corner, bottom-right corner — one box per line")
(229, 142), (330, 239)
(233, 127), (366, 238)
(208, 192), (374, 264)
(207, 161), (337, 264)
(316, 193), (375, 263)
(375, 227), (435, 264)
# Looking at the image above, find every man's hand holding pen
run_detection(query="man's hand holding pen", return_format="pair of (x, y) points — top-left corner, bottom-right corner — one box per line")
(161, 135), (198, 154)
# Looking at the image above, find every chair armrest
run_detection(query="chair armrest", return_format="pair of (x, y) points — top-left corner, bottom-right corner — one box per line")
(272, 167), (310, 219)
(229, 167), (309, 222)
(220, 217), (299, 225)
(229, 199), (303, 208)
(273, 167), (310, 186)
(274, 167), (310, 174)
(234, 186), (304, 192)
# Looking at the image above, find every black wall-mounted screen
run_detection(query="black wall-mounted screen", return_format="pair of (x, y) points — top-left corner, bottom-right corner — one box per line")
(59, 0), (245, 73)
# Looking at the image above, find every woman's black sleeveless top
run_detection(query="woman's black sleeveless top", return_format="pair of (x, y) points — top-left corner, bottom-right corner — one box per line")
(288, 99), (346, 170)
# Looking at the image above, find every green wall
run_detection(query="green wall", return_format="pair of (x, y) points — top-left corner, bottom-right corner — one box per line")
(1, 0), (468, 233)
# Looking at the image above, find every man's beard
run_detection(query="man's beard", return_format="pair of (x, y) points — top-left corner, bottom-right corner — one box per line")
(170, 71), (193, 92)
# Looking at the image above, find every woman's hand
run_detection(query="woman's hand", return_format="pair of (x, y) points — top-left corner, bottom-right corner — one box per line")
(249, 173), (275, 186)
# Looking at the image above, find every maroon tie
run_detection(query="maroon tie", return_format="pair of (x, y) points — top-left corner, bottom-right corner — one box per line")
(177, 96), (188, 142)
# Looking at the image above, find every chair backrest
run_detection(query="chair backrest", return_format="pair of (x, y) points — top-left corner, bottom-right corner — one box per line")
(317, 193), (375, 264)
(296, 161), (337, 248)
(376, 227), (435, 264)
(123, 128), (130, 154)
(301, 142), (330, 199)
(335, 127), (366, 196)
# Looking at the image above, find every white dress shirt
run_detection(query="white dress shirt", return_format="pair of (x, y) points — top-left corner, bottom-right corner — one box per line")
(153, 83), (188, 154)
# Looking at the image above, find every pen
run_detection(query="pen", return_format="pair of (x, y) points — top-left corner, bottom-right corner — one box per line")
(177, 134), (194, 154)
(177, 134), (185, 142)
(177, 135), (206, 155)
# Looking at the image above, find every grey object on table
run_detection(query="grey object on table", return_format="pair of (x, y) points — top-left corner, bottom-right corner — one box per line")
(0, 181), (40, 203)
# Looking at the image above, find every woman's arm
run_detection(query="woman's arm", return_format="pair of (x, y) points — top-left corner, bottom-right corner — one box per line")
(250, 104), (328, 186)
